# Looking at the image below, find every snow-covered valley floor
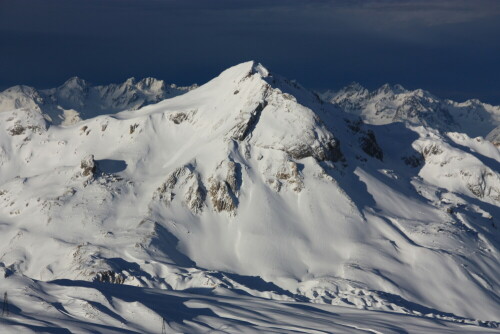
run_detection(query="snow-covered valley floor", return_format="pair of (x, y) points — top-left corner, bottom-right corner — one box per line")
(1, 278), (498, 334)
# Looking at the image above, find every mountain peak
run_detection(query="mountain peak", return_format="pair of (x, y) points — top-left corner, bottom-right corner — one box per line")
(393, 84), (406, 92)
(124, 77), (137, 86)
(217, 61), (270, 83)
(375, 83), (406, 95)
(60, 76), (89, 90)
(4, 85), (39, 95)
(346, 81), (366, 91)
(322, 82), (370, 105)
(339, 82), (369, 97)
(251, 62), (270, 77)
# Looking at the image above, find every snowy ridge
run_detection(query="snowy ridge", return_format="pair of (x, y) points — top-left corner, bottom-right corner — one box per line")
(0, 61), (499, 333)
(0, 77), (197, 125)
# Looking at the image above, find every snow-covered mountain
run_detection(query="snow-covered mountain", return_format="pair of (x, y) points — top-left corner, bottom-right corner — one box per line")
(0, 62), (499, 333)
(0, 77), (196, 125)
(321, 82), (500, 139)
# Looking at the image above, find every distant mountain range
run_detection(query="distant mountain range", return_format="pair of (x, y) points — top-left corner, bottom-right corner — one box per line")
(320, 82), (500, 141)
(0, 77), (197, 125)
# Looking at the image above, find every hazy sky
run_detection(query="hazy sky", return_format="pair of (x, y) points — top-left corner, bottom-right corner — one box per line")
(1, 0), (499, 103)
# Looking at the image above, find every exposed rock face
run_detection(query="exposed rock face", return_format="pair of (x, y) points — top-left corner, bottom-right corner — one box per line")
(226, 161), (240, 194)
(8, 122), (27, 136)
(209, 179), (237, 213)
(129, 123), (139, 134)
(345, 118), (383, 161)
(464, 168), (500, 202)
(169, 112), (189, 124)
(208, 161), (241, 213)
(154, 161), (241, 214)
(80, 155), (97, 177)
(402, 154), (423, 167)
(185, 177), (205, 214)
(155, 165), (206, 214)
(276, 161), (304, 192)
(286, 138), (343, 162)
(232, 101), (268, 141)
(168, 109), (197, 125)
(359, 130), (383, 161)
(421, 144), (443, 159)
(93, 270), (125, 284)
(165, 167), (187, 190)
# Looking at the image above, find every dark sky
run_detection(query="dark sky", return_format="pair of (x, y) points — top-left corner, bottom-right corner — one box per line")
(1, 0), (500, 103)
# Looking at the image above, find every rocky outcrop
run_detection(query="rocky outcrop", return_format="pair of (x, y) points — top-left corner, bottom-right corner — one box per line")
(275, 161), (304, 193)
(155, 165), (206, 214)
(208, 161), (241, 213)
(93, 270), (125, 284)
(169, 112), (188, 124)
(226, 161), (240, 194)
(129, 123), (139, 134)
(421, 144), (443, 159)
(209, 179), (237, 212)
(232, 101), (268, 141)
(80, 155), (97, 177)
(168, 109), (197, 125)
(345, 118), (383, 161)
(185, 178), (205, 214)
(359, 130), (383, 161)
(8, 122), (28, 136)
(463, 168), (500, 202)
(286, 138), (343, 162)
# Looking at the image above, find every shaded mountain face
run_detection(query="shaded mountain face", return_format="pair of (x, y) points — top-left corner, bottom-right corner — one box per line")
(0, 62), (499, 332)
(321, 83), (500, 139)
(487, 126), (500, 146)
(0, 77), (197, 125)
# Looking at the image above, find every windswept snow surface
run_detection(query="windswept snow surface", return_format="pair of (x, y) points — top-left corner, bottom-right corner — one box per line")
(0, 62), (499, 332)
(1, 277), (497, 334)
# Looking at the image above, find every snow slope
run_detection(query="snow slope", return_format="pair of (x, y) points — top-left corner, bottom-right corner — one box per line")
(1, 277), (497, 334)
(0, 62), (499, 332)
